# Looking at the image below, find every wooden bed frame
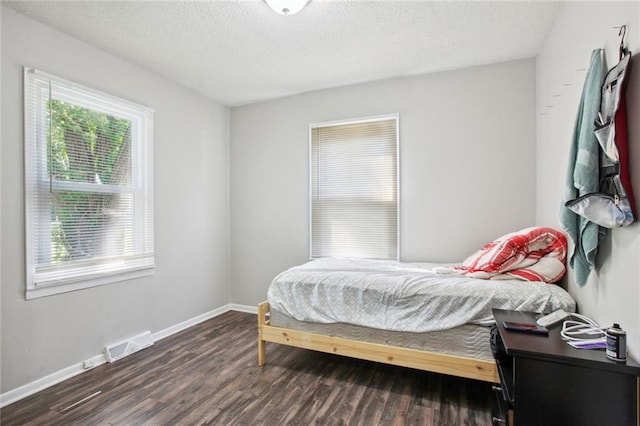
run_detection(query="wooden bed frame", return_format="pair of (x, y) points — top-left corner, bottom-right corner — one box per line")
(257, 301), (499, 384)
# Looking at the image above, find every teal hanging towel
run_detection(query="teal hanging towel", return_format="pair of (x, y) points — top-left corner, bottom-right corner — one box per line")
(560, 49), (606, 287)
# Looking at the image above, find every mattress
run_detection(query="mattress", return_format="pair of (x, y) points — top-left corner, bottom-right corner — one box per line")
(270, 308), (494, 361)
(268, 257), (576, 333)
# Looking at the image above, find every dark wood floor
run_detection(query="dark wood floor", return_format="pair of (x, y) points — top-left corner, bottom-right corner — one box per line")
(1, 311), (494, 425)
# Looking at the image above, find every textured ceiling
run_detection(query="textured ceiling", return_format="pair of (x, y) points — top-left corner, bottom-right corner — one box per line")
(4, 1), (562, 107)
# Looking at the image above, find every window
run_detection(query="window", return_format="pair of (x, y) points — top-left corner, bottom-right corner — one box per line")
(24, 68), (154, 299)
(310, 114), (399, 259)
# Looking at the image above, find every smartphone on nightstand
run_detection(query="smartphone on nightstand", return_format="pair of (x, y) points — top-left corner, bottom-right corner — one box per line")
(503, 321), (549, 335)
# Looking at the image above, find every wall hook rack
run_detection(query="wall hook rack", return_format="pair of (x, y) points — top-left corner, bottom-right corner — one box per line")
(617, 24), (628, 59)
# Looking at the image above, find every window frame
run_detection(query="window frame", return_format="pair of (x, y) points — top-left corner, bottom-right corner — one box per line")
(24, 67), (155, 300)
(308, 113), (400, 260)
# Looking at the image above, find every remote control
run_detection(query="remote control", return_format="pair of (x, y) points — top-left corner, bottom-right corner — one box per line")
(536, 310), (570, 327)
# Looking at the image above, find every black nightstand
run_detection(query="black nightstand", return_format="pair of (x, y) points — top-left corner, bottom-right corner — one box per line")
(491, 309), (640, 426)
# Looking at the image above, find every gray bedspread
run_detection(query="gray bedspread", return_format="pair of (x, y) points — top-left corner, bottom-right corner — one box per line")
(267, 257), (576, 332)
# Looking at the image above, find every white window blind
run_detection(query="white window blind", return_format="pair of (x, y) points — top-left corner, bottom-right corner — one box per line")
(310, 114), (399, 259)
(24, 68), (154, 299)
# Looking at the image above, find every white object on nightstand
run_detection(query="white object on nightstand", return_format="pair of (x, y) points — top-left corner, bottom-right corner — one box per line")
(536, 310), (570, 327)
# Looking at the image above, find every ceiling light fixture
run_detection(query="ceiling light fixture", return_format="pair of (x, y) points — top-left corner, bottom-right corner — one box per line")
(265, 0), (309, 16)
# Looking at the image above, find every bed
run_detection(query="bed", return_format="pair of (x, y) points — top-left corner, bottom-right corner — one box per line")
(257, 227), (575, 383)
(257, 256), (576, 383)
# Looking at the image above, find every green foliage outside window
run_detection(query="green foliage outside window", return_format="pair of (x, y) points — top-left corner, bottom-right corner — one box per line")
(48, 100), (131, 263)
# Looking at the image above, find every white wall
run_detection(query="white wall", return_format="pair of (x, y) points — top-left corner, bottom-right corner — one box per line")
(230, 59), (537, 306)
(1, 7), (230, 392)
(537, 1), (640, 360)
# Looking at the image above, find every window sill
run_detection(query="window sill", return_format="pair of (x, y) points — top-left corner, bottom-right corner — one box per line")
(26, 267), (154, 300)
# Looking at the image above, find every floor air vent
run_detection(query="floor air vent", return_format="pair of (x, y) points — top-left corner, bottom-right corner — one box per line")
(104, 331), (154, 363)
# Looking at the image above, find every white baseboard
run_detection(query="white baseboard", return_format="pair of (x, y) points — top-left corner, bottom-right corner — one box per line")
(227, 303), (257, 314)
(0, 303), (256, 408)
(0, 353), (107, 408)
(151, 304), (231, 341)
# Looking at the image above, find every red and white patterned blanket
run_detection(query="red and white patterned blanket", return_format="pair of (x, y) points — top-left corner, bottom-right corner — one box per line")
(453, 227), (567, 283)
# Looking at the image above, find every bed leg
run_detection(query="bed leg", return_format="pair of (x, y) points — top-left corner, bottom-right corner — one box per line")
(257, 302), (269, 367)
(258, 338), (266, 367)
